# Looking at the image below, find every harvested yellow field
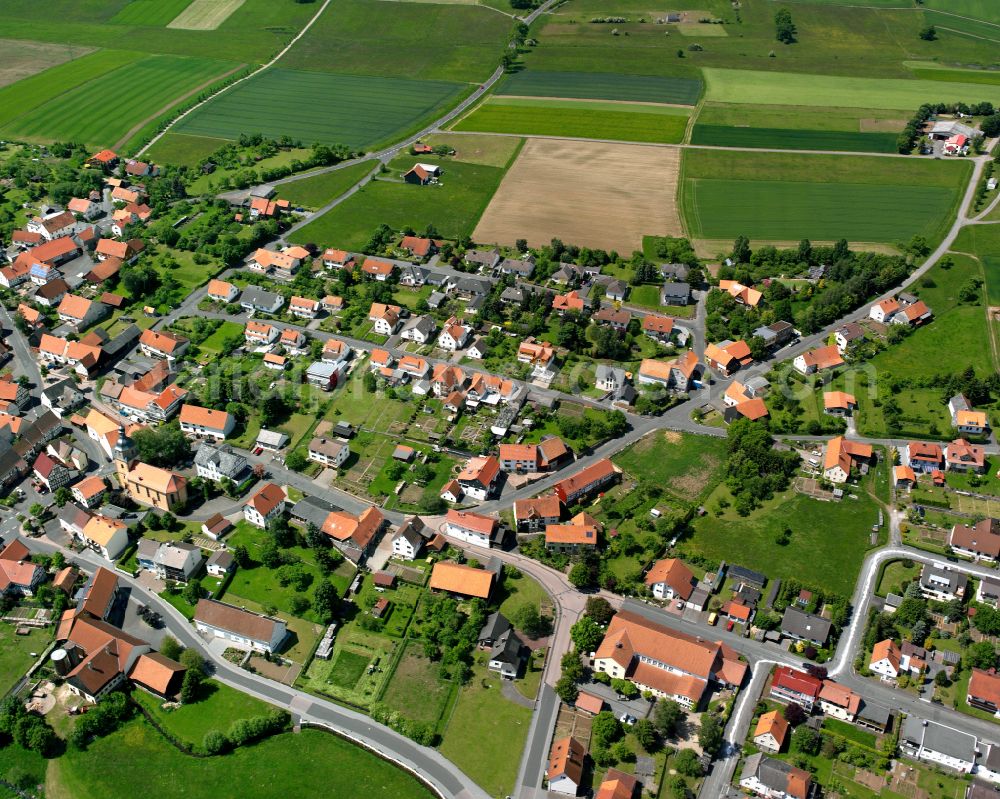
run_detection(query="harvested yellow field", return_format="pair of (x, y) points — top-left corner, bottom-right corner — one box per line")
(473, 138), (681, 252)
(168, 0), (245, 30)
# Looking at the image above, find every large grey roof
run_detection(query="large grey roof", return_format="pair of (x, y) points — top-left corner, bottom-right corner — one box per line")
(241, 285), (281, 309)
(781, 607), (832, 642)
(194, 442), (246, 477)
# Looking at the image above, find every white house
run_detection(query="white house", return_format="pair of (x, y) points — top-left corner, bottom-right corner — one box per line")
(194, 442), (247, 482)
(244, 483), (286, 528)
(245, 321), (279, 345)
(901, 716), (977, 774)
(400, 315), (437, 344)
(307, 437), (350, 468)
(437, 317), (472, 351)
(179, 405), (235, 441)
(546, 737), (585, 796)
(78, 515), (129, 561)
(194, 599), (286, 654)
(391, 517), (427, 560)
(444, 509), (497, 548)
(869, 639), (900, 681)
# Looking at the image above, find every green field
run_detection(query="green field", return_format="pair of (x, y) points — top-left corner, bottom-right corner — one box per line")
(924, 9), (1000, 43)
(111, 0), (193, 26)
(51, 721), (437, 799)
(380, 642), (455, 726)
(691, 125), (898, 153)
(279, 160), (378, 209)
(0, 53), (235, 147)
(174, 68), (464, 148)
(0, 624), (47, 694)
(278, 0), (510, 82)
(702, 68), (1000, 110)
(613, 431), (728, 504)
(133, 680), (271, 749)
(497, 70), (702, 105)
(145, 132), (229, 166)
(681, 149), (969, 243)
(289, 156), (506, 249)
(455, 97), (689, 144)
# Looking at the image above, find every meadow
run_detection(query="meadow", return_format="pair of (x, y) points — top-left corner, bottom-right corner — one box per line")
(174, 68), (465, 148)
(0, 53), (236, 147)
(278, 160), (378, 209)
(277, 0), (510, 82)
(50, 721), (437, 799)
(497, 70), (702, 105)
(454, 97), (690, 144)
(923, 10), (1000, 43)
(701, 67), (1000, 110)
(110, 0), (193, 26)
(290, 156), (506, 249)
(144, 132), (228, 166)
(0, 38), (94, 89)
(680, 149), (970, 243)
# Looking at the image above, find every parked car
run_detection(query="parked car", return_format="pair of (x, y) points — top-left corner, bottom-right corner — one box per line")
(726, 620), (735, 632)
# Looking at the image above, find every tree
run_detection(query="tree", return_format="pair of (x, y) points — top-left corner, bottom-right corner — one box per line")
(182, 578), (204, 606)
(981, 114), (1000, 138)
(231, 544), (251, 568)
(284, 450), (307, 471)
(591, 712), (624, 748)
(774, 8), (797, 43)
(965, 640), (998, 671)
(53, 486), (72, 507)
(674, 748), (703, 777)
(634, 718), (658, 752)
(698, 713), (723, 756)
(792, 725), (820, 755)
(585, 596), (615, 626)
(160, 635), (184, 661)
(132, 422), (191, 468)
(570, 616), (604, 653)
(511, 603), (550, 639)
(611, 678), (639, 699)
(555, 675), (579, 703)
(260, 394), (289, 427)
(918, 24), (937, 40)
(934, 669), (951, 687)
(180, 667), (203, 704)
(568, 561), (595, 589)
(267, 515), (296, 548)
(782, 702), (806, 726)
(314, 580), (339, 623)
(654, 699), (684, 738)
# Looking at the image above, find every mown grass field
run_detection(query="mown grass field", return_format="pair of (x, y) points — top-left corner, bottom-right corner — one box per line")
(278, 0), (510, 82)
(613, 430), (727, 504)
(0, 624), (47, 695)
(278, 160), (377, 209)
(691, 102), (901, 152)
(0, 53), (235, 146)
(110, 0), (193, 25)
(680, 149), (970, 243)
(701, 67), (1000, 109)
(144, 132), (228, 166)
(0, 38), (94, 89)
(923, 9), (1000, 43)
(497, 70), (702, 105)
(50, 721), (437, 799)
(290, 156), (506, 249)
(455, 97), (689, 144)
(175, 68), (464, 148)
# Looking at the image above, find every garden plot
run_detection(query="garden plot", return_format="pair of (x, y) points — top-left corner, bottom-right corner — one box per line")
(473, 138), (682, 251)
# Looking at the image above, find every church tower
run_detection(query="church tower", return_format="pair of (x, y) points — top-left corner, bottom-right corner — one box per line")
(112, 425), (136, 489)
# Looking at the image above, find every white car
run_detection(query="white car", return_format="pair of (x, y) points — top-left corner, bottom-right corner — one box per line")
(619, 713), (637, 726)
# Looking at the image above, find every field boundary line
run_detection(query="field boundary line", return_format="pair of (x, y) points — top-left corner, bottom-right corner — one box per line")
(137, 0), (334, 157)
(113, 62), (246, 152)
(936, 25), (1000, 44)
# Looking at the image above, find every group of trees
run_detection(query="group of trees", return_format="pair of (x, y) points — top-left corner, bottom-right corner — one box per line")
(774, 8), (796, 43)
(897, 101), (996, 154)
(203, 710), (290, 755)
(0, 696), (59, 757)
(132, 422), (191, 468)
(69, 691), (132, 750)
(414, 594), (485, 684)
(724, 419), (800, 514)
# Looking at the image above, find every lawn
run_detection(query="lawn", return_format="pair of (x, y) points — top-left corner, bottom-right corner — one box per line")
(496, 70), (702, 105)
(278, 161), (378, 209)
(876, 558), (921, 597)
(198, 320), (244, 355)
(681, 463), (888, 597)
(439, 659), (532, 798)
(497, 571), (549, 619)
(110, 0), (194, 26)
(0, 624), (48, 694)
(133, 679), (271, 748)
(701, 67), (1000, 109)
(184, 147), (312, 195)
(423, 133), (523, 167)
(145, 132), (231, 167)
(681, 149), (969, 244)
(297, 626), (397, 709)
(454, 97), (690, 144)
(174, 68), (466, 149)
(0, 53), (237, 147)
(627, 284), (695, 317)
(613, 430), (728, 504)
(379, 640), (456, 727)
(49, 721), (437, 799)
(289, 156), (506, 250)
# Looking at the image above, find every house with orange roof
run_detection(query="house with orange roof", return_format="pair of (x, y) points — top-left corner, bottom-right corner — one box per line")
(361, 257), (395, 281)
(894, 299), (933, 327)
(403, 163), (440, 185)
(949, 394), (989, 436)
(111, 185), (142, 205)
(517, 337), (558, 381)
(724, 395), (769, 424)
(552, 290), (586, 314)
(440, 479), (463, 504)
(207, 279), (239, 303)
(321, 338), (349, 365)
(553, 459), (619, 505)
(753, 710), (789, 753)
(640, 314), (677, 344)
(84, 256), (122, 284)
(718, 279), (763, 308)
(245, 320), (279, 345)
(57, 294), (106, 328)
(71, 475), (108, 509)
(967, 668), (1000, 717)
(139, 328), (189, 362)
(637, 358), (674, 388)
(437, 316), (472, 351)
(179, 405), (235, 441)
(115, 383), (187, 423)
(645, 558), (697, 603)
(0, 261), (31, 290)
(429, 561), (495, 600)
(400, 235), (437, 260)
(0, 541), (45, 597)
(894, 464), (916, 488)
(594, 769), (636, 799)
(244, 483), (286, 528)
(322, 294), (343, 313)
(793, 345), (844, 375)
(87, 149), (119, 170)
(398, 355), (429, 380)
(704, 341), (745, 376)
(279, 327), (306, 352)
(905, 440), (944, 473)
(949, 518), (1000, 563)
(546, 512), (600, 554)
(513, 494), (563, 532)
(457, 455), (502, 501)
(593, 609), (746, 708)
(37, 334), (102, 377)
(547, 736), (587, 796)
(431, 364), (467, 398)
(289, 295), (320, 319)
(869, 638), (901, 681)
(444, 509), (499, 548)
(769, 665), (822, 710)
(321, 507), (386, 564)
(369, 302), (402, 336)
(322, 249), (354, 270)
(79, 514), (130, 560)
(16, 303), (43, 330)
(946, 438), (985, 473)
(68, 196), (102, 220)
(823, 391), (857, 416)
(249, 247), (304, 277)
(870, 298), (901, 324)
(95, 237), (143, 263)
(248, 196), (290, 219)
(823, 436), (873, 484)
(818, 679), (861, 722)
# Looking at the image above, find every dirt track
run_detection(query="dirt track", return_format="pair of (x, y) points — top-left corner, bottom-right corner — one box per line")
(473, 138), (682, 252)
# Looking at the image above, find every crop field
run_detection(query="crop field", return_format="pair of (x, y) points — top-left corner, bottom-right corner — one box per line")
(145, 132), (229, 166)
(923, 9), (1000, 43)
(691, 103), (902, 153)
(290, 156), (506, 250)
(168, 0), (246, 30)
(278, 0), (510, 82)
(702, 68), (1000, 110)
(278, 161), (377, 209)
(681, 149), (969, 243)
(922, 0), (1000, 24)
(0, 53), (235, 147)
(904, 62), (1000, 85)
(455, 97), (690, 144)
(0, 38), (94, 89)
(111, 0), (193, 26)
(174, 68), (464, 148)
(0, 48), (141, 129)
(496, 70), (702, 105)
(473, 138), (682, 252)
